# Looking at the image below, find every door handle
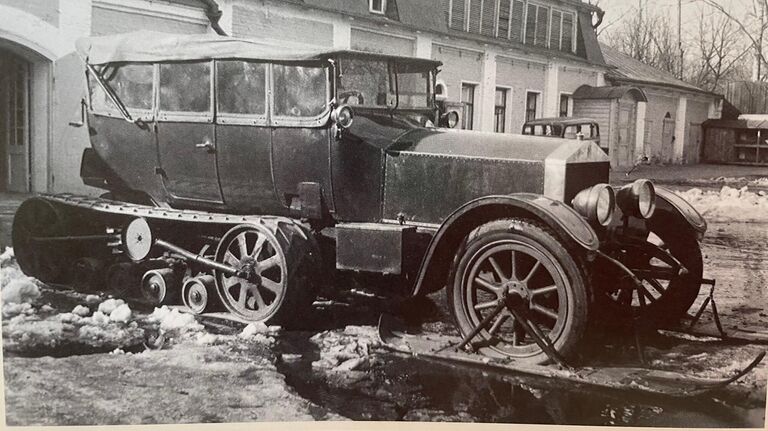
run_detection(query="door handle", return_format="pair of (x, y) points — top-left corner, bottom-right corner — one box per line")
(196, 139), (215, 153)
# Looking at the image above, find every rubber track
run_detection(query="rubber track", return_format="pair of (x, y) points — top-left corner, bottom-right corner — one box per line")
(41, 193), (300, 228)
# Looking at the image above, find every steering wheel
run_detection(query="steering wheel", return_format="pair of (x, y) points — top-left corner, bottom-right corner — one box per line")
(339, 90), (364, 105)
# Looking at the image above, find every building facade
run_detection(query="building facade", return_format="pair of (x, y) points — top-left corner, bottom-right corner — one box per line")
(0, 0), (612, 196)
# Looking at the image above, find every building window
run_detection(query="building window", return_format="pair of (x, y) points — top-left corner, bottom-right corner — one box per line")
(559, 94), (572, 117)
(525, 3), (550, 47)
(526, 91), (539, 122)
(550, 10), (576, 52)
(494, 88), (508, 133)
(461, 83), (476, 130)
(369, 0), (386, 14)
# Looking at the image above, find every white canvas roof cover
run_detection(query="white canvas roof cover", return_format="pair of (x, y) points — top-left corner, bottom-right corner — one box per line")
(76, 31), (336, 65)
(76, 31), (443, 68)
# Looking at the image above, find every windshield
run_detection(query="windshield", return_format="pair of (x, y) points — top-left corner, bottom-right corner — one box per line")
(337, 58), (433, 109)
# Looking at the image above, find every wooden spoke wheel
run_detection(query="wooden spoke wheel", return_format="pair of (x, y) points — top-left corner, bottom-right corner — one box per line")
(449, 219), (588, 365)
(605, 224), (703, 323)
(11, 198), (72, 283)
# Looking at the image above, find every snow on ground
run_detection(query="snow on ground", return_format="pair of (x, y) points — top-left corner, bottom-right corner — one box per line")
(679, 186), (768, 223)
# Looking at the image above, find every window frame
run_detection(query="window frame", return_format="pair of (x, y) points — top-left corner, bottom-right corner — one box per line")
(494, 86), (510, 133)
(550, 8), (577, 53)
(87, 62), (157, 121)
(460, 81), (478, 130)
(369, 0), (387, 14)
(525, 90), (541, 123)
(269, 62), (332, 128)
(558, 92), (573, 118)
(215, 60), (269, 126)
(157, 60), (215, 124)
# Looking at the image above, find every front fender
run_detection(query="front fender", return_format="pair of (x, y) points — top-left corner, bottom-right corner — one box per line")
(654, 186), (707, 235)
(411, 193), (598, 296)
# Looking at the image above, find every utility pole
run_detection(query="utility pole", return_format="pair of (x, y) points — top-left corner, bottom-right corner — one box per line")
(678, 0), (683, 79)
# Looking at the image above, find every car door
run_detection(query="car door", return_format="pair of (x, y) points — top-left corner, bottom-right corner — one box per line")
(156, 60), (223, 205)
(214, 59), (285, 214)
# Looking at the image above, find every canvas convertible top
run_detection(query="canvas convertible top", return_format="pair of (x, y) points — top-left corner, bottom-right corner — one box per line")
(75, 31), (442, 68)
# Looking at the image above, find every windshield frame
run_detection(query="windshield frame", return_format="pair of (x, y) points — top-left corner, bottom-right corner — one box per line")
(335, 55), (436, 111)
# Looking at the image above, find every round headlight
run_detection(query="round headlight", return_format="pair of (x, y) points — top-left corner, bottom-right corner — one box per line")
(440, 111), (460, 128)
(331, 105), (354, 129)
(571, 183), (616, 226)
(617, 179), (656, 219)
(595, 186), (615, 225)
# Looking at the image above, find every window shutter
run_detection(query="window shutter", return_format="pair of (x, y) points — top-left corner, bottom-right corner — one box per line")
(510, 0), (524, 42)
(535, 6), (549, 47)
(481, 0), (498, 37)
(562, 13), (574, 52)
(524, 3), (536, 45)
(468, 0), (482, 34)
(497, 0), (510, 38)
(550, 10), (562, 50)
(450, 0), (467, 30)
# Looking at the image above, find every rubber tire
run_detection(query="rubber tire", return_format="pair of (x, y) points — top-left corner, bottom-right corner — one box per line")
(636, 220), (704, 323)
(447, 218), (589, 365)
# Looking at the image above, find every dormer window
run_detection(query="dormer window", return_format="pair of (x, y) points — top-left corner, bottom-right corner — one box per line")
(370, 0), (386, 14)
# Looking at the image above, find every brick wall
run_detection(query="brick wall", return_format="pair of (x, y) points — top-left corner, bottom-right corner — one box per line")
(351, 28), (415, 56)
(232, 3), (333, 46)
(496, 57), (547, 132)
(91, 6), (208, 36)
(0, 0), (59, 27)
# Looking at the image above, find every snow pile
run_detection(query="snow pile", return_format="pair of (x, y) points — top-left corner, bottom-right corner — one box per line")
(309, 325), (380, 371)
(680, 186), (768, 222)
(2, 279), (41, 304)
(72, 305), (90, 317)
(109, 304), (132, 323)
(97, 298), (125, 315)
(0, 247), (14, 267)
(148, 306), (204, 332)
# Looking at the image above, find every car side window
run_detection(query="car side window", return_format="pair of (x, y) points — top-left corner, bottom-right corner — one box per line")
(216, 61), (266, 116)
(89, 63), (154, 114)
(272, 64), (327, 118)
(159, 61), (211, 113)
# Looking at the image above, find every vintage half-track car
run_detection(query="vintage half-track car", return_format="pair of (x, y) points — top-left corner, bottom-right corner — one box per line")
(12, 32), (708, 364)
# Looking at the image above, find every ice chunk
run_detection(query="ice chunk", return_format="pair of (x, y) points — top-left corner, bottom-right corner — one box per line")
(85, 294), (101, 304)
(240, 322), (269, 337)
(2, 302), (35, 318)
(148, 306), (203, 332)
(109, 303), (132, 323)
(89, 311), (110, 326)
(0, 247), (14, 267)
(97, 298), (125, 315)
(2, 278), (41, 304)
(72, 305), (90, 316)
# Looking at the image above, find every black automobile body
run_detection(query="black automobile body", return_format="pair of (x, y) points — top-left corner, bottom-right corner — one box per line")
(13, 32), (708, 364)
(522, 117), (603, 153)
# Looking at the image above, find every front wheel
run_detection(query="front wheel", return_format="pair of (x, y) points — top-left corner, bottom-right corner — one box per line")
(448, 218), (589, 365)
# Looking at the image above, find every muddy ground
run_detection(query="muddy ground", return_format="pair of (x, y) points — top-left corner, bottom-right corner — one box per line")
(1, 190), (767, 426)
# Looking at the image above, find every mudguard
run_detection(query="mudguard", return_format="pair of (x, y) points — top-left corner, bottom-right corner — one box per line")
(654, 186), (707, 235)
(411, 193), (599, 296)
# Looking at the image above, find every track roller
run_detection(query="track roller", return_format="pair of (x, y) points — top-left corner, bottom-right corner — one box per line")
(182, 275), (219, 314)
(141, 268), (180, 305)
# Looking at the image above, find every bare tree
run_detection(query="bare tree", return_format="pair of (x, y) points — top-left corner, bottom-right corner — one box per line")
(601, 6), (682, 77)
(688, 10), (751, 92)
(699, 0), (768, 81)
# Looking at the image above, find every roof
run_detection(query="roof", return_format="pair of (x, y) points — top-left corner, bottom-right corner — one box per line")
(600, 43), (719, 96)
(524, 117), (599, 126)
(75, 31), (442, 68)
(572, 84), (648, 102)
(703, 118), (768, 130)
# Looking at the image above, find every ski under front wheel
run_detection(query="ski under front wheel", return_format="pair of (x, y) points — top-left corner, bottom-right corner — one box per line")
(448, 218), (589, 365)
(213, 222), (318, 326)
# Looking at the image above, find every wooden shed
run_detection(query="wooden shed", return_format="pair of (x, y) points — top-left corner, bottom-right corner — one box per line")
(572, 85), (648, 169)
(702, 117), (768, 166)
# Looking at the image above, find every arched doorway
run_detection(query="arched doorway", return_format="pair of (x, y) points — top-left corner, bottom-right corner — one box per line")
(0, 48), (31, 192)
